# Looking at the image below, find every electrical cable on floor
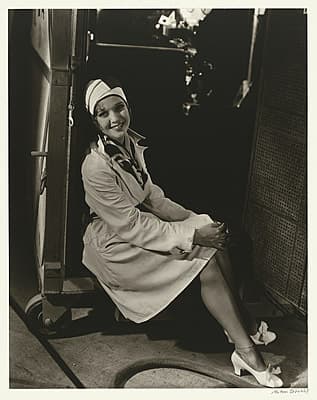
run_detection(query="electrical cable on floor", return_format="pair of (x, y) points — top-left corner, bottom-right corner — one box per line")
(109, 358), (260, 388)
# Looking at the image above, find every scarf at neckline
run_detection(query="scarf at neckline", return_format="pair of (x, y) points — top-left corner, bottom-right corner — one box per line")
(99, 134), (148, 190)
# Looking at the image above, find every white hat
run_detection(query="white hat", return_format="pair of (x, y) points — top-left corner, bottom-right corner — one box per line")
(85, 79), (128, 115)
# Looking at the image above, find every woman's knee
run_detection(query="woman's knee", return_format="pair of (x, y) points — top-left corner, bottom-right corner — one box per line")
(199, 257), (223, 286)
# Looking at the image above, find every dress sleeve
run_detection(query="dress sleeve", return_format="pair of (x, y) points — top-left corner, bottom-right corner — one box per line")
(82, 164), (195, 253)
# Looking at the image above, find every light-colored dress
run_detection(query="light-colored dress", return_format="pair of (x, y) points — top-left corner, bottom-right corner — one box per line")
(81, 129), (217, 322)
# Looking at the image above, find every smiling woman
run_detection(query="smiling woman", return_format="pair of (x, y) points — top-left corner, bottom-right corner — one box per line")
(80, 77), (283, 388)
(94, 97), (130, 143)
(86, 78), (131, 144)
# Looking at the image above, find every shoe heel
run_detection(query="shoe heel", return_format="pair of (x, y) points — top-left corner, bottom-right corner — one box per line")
(231, 357), (242, 376)
(233, 365), (242, 376)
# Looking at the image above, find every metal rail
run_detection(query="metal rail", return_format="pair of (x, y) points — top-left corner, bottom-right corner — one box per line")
(96, 41), (185, 53)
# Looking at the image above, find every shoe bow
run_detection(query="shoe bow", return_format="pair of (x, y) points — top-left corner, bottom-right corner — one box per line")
(253, 321), (276, 345)
(268, 363), (282, 375)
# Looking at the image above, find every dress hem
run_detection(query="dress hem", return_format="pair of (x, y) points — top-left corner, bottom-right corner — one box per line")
(99, 255), (214, 324)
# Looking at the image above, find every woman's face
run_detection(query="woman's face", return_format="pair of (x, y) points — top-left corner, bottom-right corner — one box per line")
(94, 95), (130, 144)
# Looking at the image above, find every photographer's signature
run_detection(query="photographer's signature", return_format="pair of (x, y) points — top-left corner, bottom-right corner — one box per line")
(271, 388), (308, 395)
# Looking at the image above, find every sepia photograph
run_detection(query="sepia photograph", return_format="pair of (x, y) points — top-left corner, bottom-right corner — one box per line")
(7, 5), (309, 394)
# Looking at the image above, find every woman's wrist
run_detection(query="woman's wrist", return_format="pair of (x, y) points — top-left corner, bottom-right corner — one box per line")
(193, 229), (199, 245)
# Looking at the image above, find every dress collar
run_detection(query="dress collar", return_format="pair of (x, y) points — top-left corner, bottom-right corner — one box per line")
(127, 128), (146, 142)
(94, 128), (146, 156)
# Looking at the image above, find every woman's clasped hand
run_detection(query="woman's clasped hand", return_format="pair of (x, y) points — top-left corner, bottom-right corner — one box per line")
(193, 222), (228, 250)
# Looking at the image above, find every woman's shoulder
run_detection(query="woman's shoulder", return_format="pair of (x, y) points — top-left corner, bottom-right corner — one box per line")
(81, 148), (112, 178)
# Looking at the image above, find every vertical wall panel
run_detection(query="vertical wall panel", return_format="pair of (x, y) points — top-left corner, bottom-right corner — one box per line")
(244, 9), (307, 313)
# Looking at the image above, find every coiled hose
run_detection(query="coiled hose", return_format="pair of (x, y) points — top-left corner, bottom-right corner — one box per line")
(109, 357), (259, 388)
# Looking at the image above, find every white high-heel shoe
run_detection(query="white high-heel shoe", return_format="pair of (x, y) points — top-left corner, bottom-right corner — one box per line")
(225, 320), (277, 346)
(231, 350), (283, 388)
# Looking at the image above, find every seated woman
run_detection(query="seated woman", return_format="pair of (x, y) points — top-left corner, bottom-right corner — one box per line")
(81, 77), (282, 388)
